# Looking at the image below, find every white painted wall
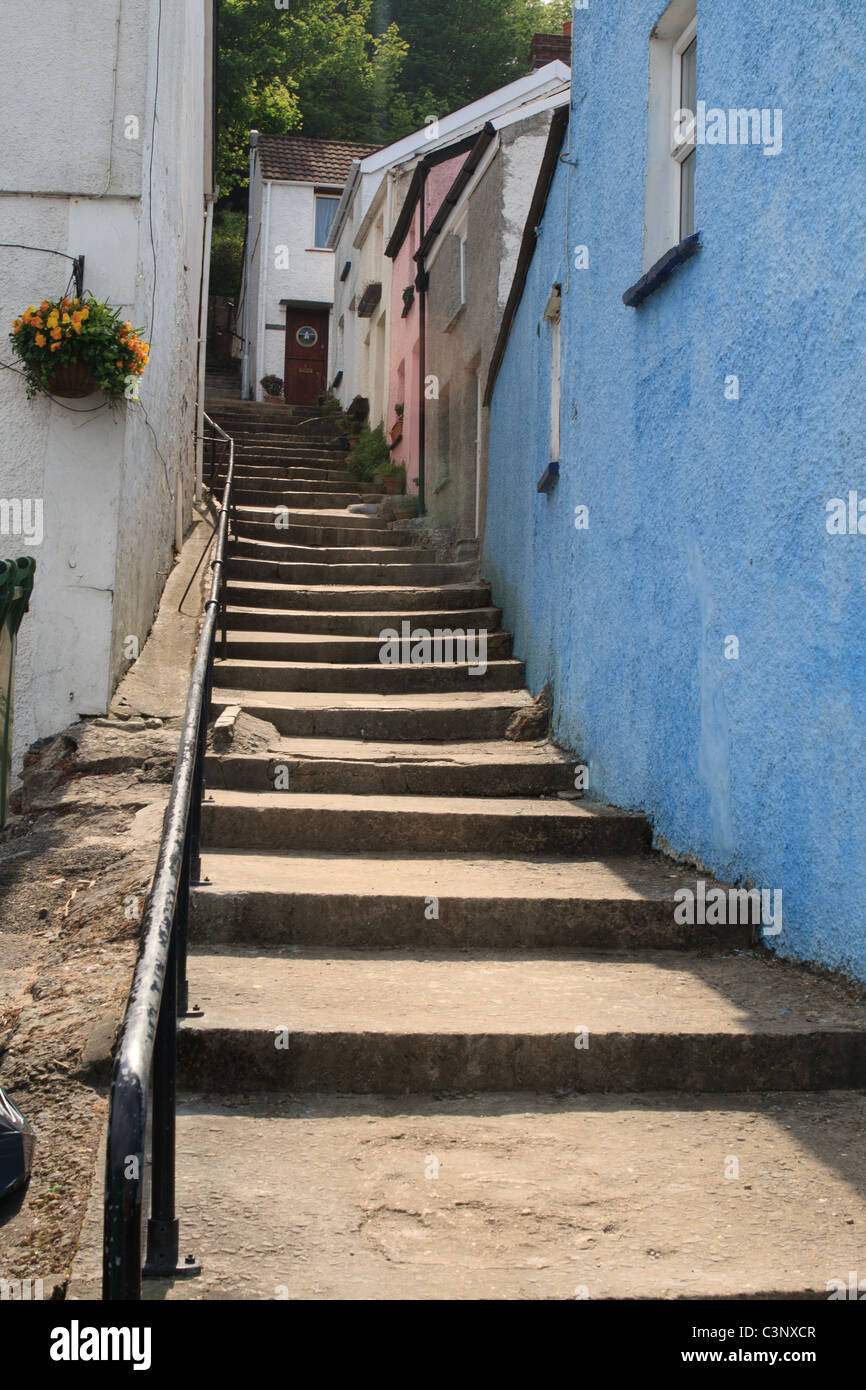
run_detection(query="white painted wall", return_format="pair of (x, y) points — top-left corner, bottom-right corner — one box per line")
(0, 0), (212, 778)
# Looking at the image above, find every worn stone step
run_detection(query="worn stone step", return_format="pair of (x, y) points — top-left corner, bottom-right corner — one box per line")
(230, 488), (363, 510)
(233, 506), (392, 532)
(224, 580), (492, 612)
(209, 689), (537, 739)
(178, 948), (866, 1093)
(204, 729), (562, 795)
(72, 1091), (866, 1299)
(224, 604), (502, 635)
(219, 470), (359, 489)
(191, 850), (749, 949)
(229, 540), (433, 566)
(211, 656), (525, 693)
(232, 520), (413, 548)
(201, 790), (649, 855)
(226, 558), (478, 586)
(219, 629), (511, 665)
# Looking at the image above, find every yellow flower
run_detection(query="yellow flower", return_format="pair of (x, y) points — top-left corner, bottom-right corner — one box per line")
(80, 306), (90, 321)
(61, 312), (71, 325)
(34, 332), (46, 347)
(46, 310), (59, 329)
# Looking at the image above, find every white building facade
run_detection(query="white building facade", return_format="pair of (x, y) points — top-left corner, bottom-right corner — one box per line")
(326, 62), (571, 432)
(237, 136), (378, 406)
(0, 0), (215, 774)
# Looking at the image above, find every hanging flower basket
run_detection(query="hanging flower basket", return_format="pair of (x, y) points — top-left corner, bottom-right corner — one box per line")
(46, 360), (99, 398)
(9, 294), (150, 403)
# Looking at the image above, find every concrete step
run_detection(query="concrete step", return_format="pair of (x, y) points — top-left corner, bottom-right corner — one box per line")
(190, 850), (748, 949)
(211, 657), (525, 693)
(178, 947), (866, 1093)
(231, 520), (413, 548)
(226, 558), (478, 586)
(204, 732), (563, 794)
(200, 790), (649, 855)
(209, 688), (539, 739)
(229, 540), (433, 566)
(220, 470), (360, 489)
(72, 1090), (866, 1299)
(219, 629), (512, 665)
(233, 506), (392, 532)
(224, 581), (493, 612)
(224, 604), (502, 635)
(230, 489), (364, 510)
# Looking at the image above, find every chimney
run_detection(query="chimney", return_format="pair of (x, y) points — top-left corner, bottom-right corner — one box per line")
(528, 27), (572, 71)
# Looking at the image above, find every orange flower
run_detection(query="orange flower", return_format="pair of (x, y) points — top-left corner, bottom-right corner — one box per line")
(31, 315), (43, 329)
(50, 341), (61, 352)
(34, 332), (46, 347)
(116, 359), (123, 367)
(50, 326), (62, 341)
(39, 301), (49, 312)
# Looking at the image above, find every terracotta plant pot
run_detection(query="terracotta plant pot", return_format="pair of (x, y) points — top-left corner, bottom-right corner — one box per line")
(389, 421), (403, 446)
(47, 361), (99, 398)
(383, 476), (403, 495)
(264, 393), (283, 404)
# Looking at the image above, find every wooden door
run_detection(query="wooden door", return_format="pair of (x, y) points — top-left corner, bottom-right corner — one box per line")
(284, 307), (328, 406)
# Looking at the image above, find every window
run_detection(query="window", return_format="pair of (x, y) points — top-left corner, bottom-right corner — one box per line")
(543, 286), (562, 464)
(673, 19), (697, 239)
(314, 195), (340, 248)
(643, 1), (697, 270)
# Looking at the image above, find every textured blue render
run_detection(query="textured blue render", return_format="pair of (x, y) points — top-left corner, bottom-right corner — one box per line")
(484, 2), (866, 980)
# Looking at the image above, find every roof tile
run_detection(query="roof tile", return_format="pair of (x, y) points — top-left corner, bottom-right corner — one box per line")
(258, 135), (380, 184)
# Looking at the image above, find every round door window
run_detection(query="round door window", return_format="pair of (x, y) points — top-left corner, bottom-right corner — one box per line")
(296, 326), (318, 348)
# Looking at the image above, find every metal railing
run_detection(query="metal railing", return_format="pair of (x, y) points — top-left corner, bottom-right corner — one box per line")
(102, 413), (234, 1299)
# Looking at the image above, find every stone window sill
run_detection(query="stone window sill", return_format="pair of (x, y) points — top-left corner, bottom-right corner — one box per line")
(622, 233), (700, 308)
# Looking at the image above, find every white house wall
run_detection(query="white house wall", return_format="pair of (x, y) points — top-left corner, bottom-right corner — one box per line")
(259, 181), (338, 396)
(0, 0), (210, 777)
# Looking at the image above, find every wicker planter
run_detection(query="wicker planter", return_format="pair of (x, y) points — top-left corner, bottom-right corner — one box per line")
(47, 361), (99, 398)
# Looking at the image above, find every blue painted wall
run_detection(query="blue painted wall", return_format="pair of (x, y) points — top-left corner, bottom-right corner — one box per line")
(484, 2), (866, 980)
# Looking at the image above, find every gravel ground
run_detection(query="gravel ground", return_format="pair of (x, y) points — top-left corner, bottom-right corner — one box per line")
(0, 719), (179, 1295)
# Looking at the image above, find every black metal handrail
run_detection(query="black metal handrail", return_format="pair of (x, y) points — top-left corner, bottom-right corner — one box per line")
(102, 415), (234, 1299)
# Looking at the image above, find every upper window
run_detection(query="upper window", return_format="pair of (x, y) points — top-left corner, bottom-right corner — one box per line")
(673, 18), (698, 239)
(643, 2), (697, 269)
(314, 195), (340, 248)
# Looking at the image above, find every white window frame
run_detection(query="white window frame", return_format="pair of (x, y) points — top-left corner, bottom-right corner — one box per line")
(454, 210), (468, 310)
(671, 16), (698, 241)
(643, 0), (697, 270)
(544, 286), (562, 465)
(313, 193), (341, 249)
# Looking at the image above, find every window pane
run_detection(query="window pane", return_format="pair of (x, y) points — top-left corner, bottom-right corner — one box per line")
(315, 197), (340, 247)
(680, 148), (696, 239)
(680, 37), (697, 120)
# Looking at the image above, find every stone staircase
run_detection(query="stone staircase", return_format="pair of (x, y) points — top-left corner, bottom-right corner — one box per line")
(149, 401), (866, 1299)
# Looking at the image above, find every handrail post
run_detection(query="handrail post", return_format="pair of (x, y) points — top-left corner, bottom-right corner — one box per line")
(142, 906), (201, 1282)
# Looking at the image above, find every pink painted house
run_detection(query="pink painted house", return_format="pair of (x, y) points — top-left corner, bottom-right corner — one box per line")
(384, 140), (476, 499)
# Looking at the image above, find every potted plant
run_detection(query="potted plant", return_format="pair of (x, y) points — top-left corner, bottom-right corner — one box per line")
(260, 374), (283, 403)
(10, 295), (149, 402)
(336, 414), (362, 452)
(374, 459), (407, 496)
(347, 425), (389, 482)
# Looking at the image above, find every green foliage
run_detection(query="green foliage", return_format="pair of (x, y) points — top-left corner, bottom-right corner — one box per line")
(209, 209), (246, 299)
(373, 457), (406, 483)
(316, 392), (342, 415)
(10, 295), (149, 403)
(347, 424), (389, 481)
(217, 0), (571, 197)
(261, 374), (283, 394)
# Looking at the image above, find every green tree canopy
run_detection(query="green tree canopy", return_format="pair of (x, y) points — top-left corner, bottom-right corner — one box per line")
(217, 0), (571, 198)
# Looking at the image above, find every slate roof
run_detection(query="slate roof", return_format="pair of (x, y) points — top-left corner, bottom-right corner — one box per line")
(257, 135), (380, 185)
